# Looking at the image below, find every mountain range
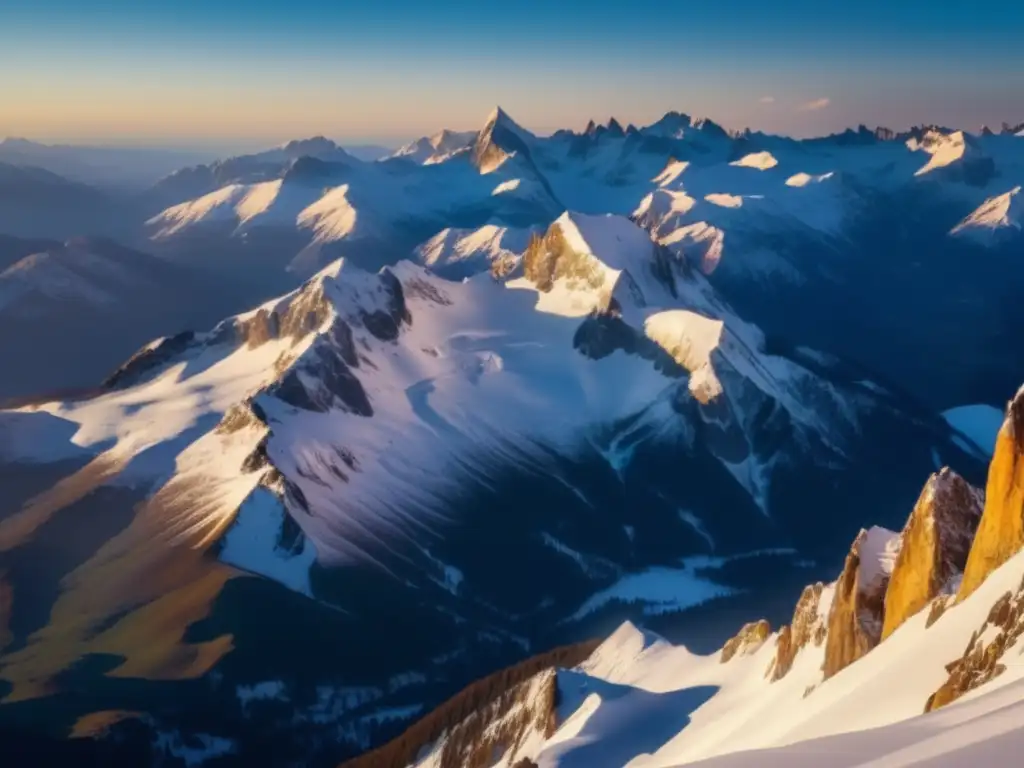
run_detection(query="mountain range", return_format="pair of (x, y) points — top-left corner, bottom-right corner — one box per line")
(0, 107), (1022, 766)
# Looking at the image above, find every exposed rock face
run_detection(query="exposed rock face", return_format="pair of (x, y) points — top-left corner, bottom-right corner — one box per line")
(958, 388), (1024, 601)
(882, 468), (983, 640)
(523, 219), (676, 311)
(343, 641), (599, 768)
(765, 582), (831, 681)
(472, 107), (533, 174)
(714, 387), (1024, 707)
(721, 619), (771, 663)
(926, 575), (1024, 712)
(822, 526), (901, 679)
(523, 223), (607, 298)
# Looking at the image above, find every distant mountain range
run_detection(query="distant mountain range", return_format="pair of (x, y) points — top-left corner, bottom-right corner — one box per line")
(0, 137), (393, 189)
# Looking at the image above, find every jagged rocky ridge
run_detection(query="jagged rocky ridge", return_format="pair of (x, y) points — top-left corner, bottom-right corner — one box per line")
(370, 385), (1024, 767)
(744, 456), (992, 694)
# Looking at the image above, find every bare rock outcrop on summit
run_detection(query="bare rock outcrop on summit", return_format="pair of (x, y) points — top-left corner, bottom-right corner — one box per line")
(765, 583), (831, 681)
(882, 468), (983, 640)
(821, 526), (900, 679)
(721, 619), (771, 663)
(958, 387), (1024, 601)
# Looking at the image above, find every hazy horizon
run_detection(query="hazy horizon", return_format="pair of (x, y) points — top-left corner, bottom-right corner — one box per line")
(2, 0), (1022, 149)
(4, 108), (1022, 158)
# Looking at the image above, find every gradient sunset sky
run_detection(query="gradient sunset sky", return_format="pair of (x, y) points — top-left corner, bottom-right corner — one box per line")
(2, 0), (1022, 150)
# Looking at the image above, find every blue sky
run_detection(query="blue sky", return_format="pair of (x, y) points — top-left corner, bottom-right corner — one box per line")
(2, 0), (1021, 149)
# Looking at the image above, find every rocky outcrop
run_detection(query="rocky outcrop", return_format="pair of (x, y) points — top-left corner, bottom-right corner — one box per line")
(742, 467), (984, 686)
(472, 107), (533, 174)
(958, 388), (1024, 601)
(765, 583), (831, 681)
(822, 526), (901, 679)
(523, 223), (606, 296)
(716, 386), (1024, 710)
(926, 574), (1024, 712)
(721, 620), (771, 663)
(881, 468), (983, 639)
(523, 217), (676, 305)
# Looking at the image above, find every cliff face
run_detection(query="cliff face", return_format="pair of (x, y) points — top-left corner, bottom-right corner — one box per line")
(732, 467), (985, 688)
(822, 526), (901, 679)
(720, 619), (771, 663)
(958, 388), (1024, 601)
(882, 468), (983, 640)
(764, 583), (831, 682)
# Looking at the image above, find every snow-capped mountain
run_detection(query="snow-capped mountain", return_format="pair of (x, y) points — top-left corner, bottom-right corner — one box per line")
(392, 129), (477, 165)
(953, 185), (1022, 243)
(139, 108), (1024, 410)
(369, 388), (1024, 768)
(0, 213), (984, 765)
(413, 223), (538, 280)
(147, 137), (356, 206)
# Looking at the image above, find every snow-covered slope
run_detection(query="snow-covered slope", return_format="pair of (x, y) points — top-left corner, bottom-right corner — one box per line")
(952, 185), (1022, 243)
(538, 535), (1024, 768)
(399, 390), (1024, 767)
(136, 112), (1024, 414)
(392, 129), (476, 165)
(413, 222), (537, 279)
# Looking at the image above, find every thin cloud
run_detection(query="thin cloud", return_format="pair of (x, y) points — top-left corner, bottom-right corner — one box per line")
(759, 96), (775, 104)
(799, 97), (831, 111)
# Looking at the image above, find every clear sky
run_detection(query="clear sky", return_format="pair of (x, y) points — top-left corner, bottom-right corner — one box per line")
(2, 0), (1022, 150)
